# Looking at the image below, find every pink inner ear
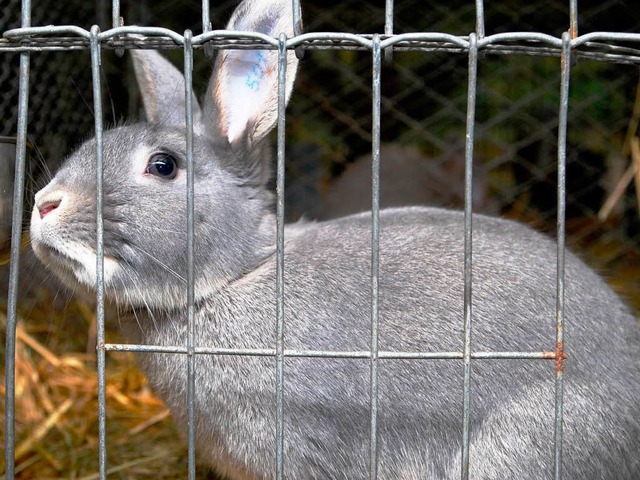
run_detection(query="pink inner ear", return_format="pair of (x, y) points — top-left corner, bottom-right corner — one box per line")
(222, 50), (275, 144)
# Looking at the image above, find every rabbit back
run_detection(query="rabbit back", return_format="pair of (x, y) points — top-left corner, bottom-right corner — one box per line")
(128, 206), (640, 479)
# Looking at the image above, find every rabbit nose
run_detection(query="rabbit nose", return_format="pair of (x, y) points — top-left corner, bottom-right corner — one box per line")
(37, 199), (61, 219)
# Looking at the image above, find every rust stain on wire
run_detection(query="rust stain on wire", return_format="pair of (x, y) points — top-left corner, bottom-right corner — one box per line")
(555, 341), (568, 373)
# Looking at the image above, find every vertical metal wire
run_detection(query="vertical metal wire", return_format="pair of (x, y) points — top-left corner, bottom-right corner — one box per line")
(275, 33), (288, 480)
(553, 31), (571, 480)
(292, 0), (303, 37)
(111, 0), (120, 29)
(183, 29), (197, 480)
(89, 25), (107, 480)
(460, 32), (478, 480)
(111, 0), (124, 57)
(475, 1), (485, 38)
(4, 3), (31, 478)
(569, 0), (578, 39)
(384, 0), (394, 34)
(383, 0), (394, 61)
(291, 1), (304, 60)
(202, 0), (211, 34)
(369, 34), (382, 480)
(2, 62), (26, 480)
(202, 0), (213, 58)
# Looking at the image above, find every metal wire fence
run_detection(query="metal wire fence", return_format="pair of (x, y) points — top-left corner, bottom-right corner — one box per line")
(2, 0), (640, 479)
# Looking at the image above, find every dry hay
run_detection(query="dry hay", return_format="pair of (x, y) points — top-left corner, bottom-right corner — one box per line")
(0, 288), (218, 479)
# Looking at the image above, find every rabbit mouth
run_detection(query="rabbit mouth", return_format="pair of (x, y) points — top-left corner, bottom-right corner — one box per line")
(33, 239), (120, 291)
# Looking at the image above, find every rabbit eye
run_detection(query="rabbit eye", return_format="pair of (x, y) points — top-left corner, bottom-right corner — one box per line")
(146, 153), (178, 179)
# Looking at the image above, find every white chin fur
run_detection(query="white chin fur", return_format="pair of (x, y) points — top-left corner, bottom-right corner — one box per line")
(65, 243), (120, 287)
(32, 235), (120, 289)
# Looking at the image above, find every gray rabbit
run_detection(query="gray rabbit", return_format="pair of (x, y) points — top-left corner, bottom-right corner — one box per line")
(29, 0), (639, 478)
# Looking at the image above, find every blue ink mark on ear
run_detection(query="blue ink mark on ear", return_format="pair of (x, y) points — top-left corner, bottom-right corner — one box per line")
(244, 51), (268, 92)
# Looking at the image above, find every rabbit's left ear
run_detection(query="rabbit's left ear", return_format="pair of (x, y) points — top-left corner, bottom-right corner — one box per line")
(131, 49), (203, 128)
(203, 0), (299, 152)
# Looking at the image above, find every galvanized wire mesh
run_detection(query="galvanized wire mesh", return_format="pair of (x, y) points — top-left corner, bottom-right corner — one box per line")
(2, 0), (640, 479)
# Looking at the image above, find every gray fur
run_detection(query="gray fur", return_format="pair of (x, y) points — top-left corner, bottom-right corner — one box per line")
(30, 0), (639, 478)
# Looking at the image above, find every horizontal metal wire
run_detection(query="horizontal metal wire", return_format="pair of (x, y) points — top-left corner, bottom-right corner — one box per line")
(2, 27), (640, 64)
(104, 343), (557, 360)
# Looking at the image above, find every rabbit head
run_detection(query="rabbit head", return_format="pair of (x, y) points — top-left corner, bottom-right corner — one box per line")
(30, 0), (299, 311)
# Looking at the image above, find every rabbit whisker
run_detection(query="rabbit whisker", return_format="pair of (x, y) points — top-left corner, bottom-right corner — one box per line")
(124, 242), (187, 284)
(119, 221), (186, 236)
(103, 229), (187, 284)
(69, 76), (95, 121)
(116, 262), (161, 334)
(28, 136), (53, 183)
(100, 67), (117, 127)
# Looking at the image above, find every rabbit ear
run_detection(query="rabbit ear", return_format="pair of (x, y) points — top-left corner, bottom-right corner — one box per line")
(131, 49), (203, 128)
(204, 0), (299, 152)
